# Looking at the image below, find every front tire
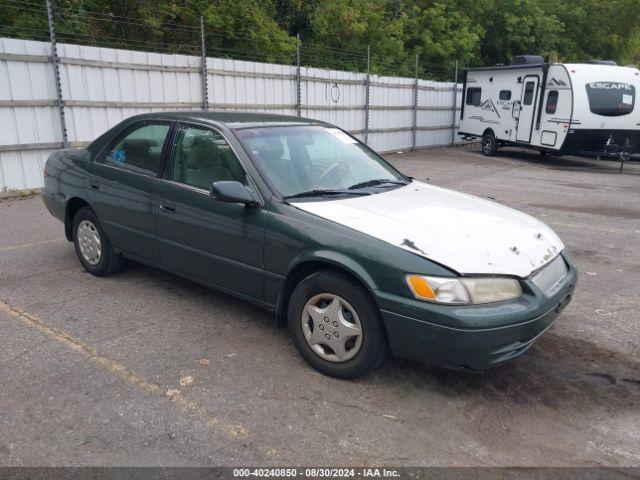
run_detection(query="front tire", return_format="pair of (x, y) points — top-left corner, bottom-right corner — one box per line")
(72, 207), (125, 276)
(287, 270), (387, 379)
(481, 132), (498, 156)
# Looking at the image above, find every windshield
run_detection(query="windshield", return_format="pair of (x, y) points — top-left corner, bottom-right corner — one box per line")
(235, 125), (407, 198)
(585, 82), (635, 116)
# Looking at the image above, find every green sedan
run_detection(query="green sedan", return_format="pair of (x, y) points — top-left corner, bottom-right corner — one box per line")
(42, 112), (577, 378)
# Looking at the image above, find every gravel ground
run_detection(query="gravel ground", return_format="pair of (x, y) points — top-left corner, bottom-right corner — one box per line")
(0, 145), (638, 467)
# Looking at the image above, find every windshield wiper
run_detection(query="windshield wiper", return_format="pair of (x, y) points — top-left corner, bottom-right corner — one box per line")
(284, 189), (371, 200)
(347, 178), (408, 190)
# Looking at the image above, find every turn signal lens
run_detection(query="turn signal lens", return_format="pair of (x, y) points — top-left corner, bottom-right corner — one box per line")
(405, 275), (436, 300)
(405, 275), (522, 305)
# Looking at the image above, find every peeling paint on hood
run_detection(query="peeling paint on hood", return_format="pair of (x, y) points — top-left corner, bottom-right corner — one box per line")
(291, 181), (564, 277)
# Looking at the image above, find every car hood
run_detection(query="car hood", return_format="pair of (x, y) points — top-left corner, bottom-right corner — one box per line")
(291, 181), (564, 277)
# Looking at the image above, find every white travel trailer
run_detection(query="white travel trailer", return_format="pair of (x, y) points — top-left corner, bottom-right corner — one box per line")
(458, 56), (640, 168)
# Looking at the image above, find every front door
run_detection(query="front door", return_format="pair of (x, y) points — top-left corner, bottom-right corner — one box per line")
(88, 121), (172, 262)
(516, 76), (540, 143)
(156, 123), (265, 301)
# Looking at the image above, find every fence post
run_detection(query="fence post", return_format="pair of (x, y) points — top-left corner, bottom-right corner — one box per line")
(364, 44), (371, 145)
(45, 0), (68, 149)
(200, 16), (209, 110)
(296, 33), (301, 117)
(451, 60), (458, 145)
(411, 53), (419, 151)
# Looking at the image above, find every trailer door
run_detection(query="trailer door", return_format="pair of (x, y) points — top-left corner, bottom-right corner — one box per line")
(516, 75), (540, 143)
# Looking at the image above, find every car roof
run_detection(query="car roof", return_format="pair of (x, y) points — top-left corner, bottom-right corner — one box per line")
(127, 111), (327, 129)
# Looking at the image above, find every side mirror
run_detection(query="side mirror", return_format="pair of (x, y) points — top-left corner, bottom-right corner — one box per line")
(211, 181), (259, 207)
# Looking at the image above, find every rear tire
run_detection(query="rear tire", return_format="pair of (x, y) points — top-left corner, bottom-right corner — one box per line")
(481, 132), (498, 156)
(72, 207), (125, 276)
(287, 270), (387, 379)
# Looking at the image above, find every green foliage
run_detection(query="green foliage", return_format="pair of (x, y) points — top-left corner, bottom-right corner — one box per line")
(1, 0), (639, 77)
(478, 0), (564, 65)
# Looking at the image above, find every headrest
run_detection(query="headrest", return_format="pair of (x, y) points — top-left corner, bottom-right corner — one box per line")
(122, 139), (152, 155)
(186, 135), (222, 168)
(182, 135), (198, 149)
(252, 137), (284, 162)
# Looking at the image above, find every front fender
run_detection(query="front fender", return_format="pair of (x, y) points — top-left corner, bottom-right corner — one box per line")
(287, 248), (379, 291)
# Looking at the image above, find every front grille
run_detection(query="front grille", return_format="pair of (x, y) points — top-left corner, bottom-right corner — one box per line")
(531, 254), (568, 297)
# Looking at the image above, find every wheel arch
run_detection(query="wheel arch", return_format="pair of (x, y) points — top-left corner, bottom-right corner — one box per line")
(275, 252), (380, 328)
(64, 196), (92, 241)
(482, 128), (495, 138)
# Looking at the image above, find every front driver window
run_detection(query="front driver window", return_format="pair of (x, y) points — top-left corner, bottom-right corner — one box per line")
(171, 125), (246, 190)
(106, 123), (170, 175)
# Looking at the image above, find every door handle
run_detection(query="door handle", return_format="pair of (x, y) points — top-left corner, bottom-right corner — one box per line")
(89, 182), (100, 190)
(160, 203), (176, 213)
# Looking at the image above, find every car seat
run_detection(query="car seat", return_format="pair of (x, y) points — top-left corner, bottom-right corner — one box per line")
(121, 139), (158, 172)
(183, 135), (234, 190)
(252, 136), (300, 194)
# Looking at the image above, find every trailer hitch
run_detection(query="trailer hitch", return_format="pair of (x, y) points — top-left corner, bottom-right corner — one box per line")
(617, 138), (632, 173)
(604, 135), (631, 173)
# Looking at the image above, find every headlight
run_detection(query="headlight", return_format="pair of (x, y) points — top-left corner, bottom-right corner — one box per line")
(405, 275), (522, 305)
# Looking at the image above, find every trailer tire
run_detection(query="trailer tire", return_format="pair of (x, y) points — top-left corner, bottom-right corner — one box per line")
(481, 132), (498, 156)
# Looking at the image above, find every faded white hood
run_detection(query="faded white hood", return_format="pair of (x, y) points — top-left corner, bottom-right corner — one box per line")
(292, 181), (564, 278)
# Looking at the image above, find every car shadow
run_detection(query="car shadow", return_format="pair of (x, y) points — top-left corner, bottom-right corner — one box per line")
(373, 332), (640, 412)
(120, 262), (640, 414)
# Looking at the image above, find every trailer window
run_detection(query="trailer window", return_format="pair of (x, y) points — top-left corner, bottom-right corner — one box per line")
(499, 90), (511, 100)
(586, 82), (635, 116)
(466, 87), (482, 106)
(546, 90), (558, 114)
(523, 82), (535, 105)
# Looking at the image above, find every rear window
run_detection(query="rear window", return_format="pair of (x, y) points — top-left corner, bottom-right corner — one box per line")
(466, 87), (482, 106)
(586, 82), (635, 116)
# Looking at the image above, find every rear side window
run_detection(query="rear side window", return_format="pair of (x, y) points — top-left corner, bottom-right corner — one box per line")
(546, 90), (559, 114)
(466, 87), (482, 106)
(586, 82), (635, 116)
(523, 81), (535, 105)
(105, 123), (170, 175)
(499, 90), (511, 100)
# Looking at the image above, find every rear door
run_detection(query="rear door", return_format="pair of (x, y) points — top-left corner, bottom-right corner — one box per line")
(516, 75), (540, 142)
(88, 121), (172, 262)
(155, 122), (266, 301)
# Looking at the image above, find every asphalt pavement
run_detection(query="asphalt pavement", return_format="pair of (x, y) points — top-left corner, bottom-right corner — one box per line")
(0, 145), (638, 467)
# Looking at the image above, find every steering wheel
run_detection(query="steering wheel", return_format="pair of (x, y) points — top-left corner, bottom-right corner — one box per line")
(315, 160), (350, 188)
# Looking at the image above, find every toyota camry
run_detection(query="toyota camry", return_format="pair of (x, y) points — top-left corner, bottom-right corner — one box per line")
(42, 112), (577, 378)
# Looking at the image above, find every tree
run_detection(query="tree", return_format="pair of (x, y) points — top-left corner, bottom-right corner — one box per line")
(1, 0), (639, 72)
(552, 0), (640, 65)
(475, 0), (564, 65)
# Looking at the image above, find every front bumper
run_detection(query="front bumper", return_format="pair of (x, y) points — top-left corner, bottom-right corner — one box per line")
(376, 254), (578, 370)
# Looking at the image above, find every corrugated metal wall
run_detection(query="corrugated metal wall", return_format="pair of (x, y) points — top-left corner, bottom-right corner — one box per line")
(0, 37), (462, 192)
